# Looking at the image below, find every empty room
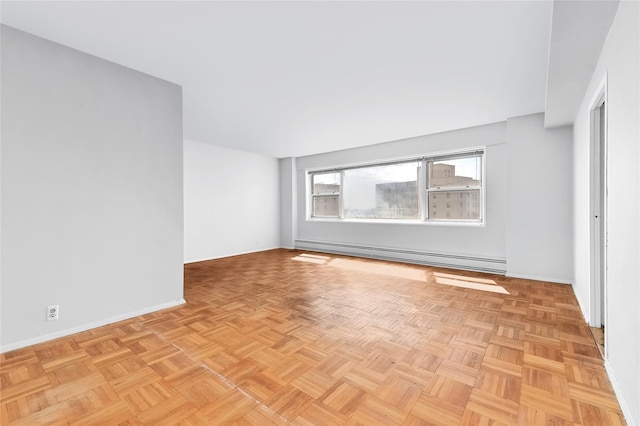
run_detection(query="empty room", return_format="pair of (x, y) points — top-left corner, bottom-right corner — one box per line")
(1, 1), (638, 425)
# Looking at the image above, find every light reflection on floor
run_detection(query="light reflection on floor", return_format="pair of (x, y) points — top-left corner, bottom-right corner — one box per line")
(433, 271), (496, 285)
(327, 257), (427, 281)
(291, 253), (331, 264)
(292, 253), (509, 294)
(434, 276), (509, 294)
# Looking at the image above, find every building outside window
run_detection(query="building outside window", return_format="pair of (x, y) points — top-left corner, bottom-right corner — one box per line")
(427, 155), (482, 220)
(311, 172), (340, 217)
(343, 161), (421, 220)
(308, 149), (484, 223)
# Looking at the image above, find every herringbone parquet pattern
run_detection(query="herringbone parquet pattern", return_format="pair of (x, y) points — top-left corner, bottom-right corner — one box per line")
(0, 249), (625, 425)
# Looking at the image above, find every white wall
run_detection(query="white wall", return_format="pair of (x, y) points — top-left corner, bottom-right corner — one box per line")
(573, 2), (639, 423)
(184, 140), (280, 263)
(293, 122), (509, 273)
(287, 116), (574, 281)
(506, 114), (573, 283)
(279, 157), (297, 249)
(1, 26), (184, 351)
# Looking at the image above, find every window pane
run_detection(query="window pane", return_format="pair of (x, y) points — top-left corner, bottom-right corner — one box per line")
(343, 162), (420, 219)
(313, 195), (340, 217)
(312, 172), (340, 195)
(428, 156), (481, 189)
(428, 189), (480, 220)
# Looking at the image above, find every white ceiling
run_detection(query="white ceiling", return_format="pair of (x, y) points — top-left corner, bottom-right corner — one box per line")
(1, 1), (554, 158)
(544, 0), (619, 128)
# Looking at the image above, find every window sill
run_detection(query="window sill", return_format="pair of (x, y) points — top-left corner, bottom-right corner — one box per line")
(307, 217), (485, 227)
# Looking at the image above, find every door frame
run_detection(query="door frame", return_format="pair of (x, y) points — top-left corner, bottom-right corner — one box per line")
(589, 75), (608, 348)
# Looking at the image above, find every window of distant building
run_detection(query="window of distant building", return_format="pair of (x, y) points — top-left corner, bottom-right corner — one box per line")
(308, 149), (484, 224)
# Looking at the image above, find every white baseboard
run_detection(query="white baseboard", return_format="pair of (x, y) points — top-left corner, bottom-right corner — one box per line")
(184, 246), (281, 264)
(505, 272), (574, 285)
(604, 359), (637, 426)
(0, 299), (186, 354)
(295, 239), (506, 274)
(573, 288), (591, 325)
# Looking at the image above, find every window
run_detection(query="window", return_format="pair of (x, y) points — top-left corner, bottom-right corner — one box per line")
(426, 153), (482, 221)
(308, 149), (484, 223)
(343, 161), (421, 219)
(311, 172), (340, 217)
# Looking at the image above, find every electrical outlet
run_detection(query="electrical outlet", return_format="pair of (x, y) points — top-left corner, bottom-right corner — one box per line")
(47, 305), (59, 321)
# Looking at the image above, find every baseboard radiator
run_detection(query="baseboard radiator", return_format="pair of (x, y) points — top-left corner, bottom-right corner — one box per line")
(294, 239), (507, 275)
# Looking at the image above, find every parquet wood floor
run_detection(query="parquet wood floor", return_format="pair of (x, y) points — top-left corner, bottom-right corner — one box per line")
(589, 327), (605, 359)
(1, 249), (625, 425)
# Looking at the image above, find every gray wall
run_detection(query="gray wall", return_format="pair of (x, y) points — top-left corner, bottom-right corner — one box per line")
(1, 26), (184, 351)
(572, 1), (639, 422)
(506, 114), (573, 283)
(279, 157), (297, 249)
(183, 139), (280, 263)
(283, 115), (574, 282)
(294, 122), (508, 269)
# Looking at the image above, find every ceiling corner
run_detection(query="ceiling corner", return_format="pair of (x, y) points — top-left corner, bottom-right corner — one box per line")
(544, 0), (619, 128)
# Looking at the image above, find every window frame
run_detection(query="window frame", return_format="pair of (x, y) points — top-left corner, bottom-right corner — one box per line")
(309, 171), (342, 218)
(425, 151), (484, 222)
(307, 148), (485, 225)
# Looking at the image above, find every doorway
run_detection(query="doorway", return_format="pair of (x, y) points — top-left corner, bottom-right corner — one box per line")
(590, 82), (607, 358)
